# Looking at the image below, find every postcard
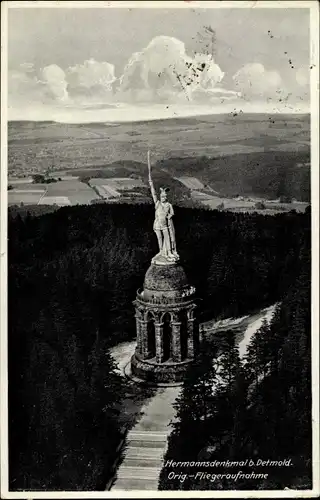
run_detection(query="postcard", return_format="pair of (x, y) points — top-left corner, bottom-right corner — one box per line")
(1, 1), (319, 498)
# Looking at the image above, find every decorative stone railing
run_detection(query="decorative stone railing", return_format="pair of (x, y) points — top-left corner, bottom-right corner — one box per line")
(135, 287), (196, 305)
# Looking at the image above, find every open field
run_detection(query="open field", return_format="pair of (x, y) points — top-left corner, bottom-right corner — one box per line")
(200, 195), (307, 213)
(8, 113), (310, 208)
(38, 196), (71, 206)
(176, 177), (205, 190)
(8, 174), (309, 212)
(8, 179), (100, 207)
(8, 183), (48, 191)
(44, 180), (99, 205)
(94, 185), (121, 199)
(104, 177), (144, 190)
(8, 191), (45, 206)
(9, 113), (309, 175)
(89, 177), (144, 190)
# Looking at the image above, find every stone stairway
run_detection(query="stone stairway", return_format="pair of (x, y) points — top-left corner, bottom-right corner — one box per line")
(110, 386), (180, 491)
(111, 430), (167, 490)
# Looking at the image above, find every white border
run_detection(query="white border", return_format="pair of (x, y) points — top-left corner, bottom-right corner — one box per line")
(0, 1), (9, 499)
(1, 1), (319, 498)
(2, 0), (319, 8)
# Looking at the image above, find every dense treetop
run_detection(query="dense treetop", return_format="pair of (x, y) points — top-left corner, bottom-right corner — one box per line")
(8, 203), (310, 490)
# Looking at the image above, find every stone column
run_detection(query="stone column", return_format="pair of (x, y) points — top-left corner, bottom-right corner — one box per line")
(135, 313), (142, 355)
(139, 319), (149, 359)
(187, 318), (195, 358)
(171, 321), (182, 362)
(155, 322), (164, 363)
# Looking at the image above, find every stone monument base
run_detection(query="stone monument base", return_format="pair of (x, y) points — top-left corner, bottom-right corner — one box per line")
(130, 352), (193, 385)
(131, 259), (198, 387)
(151, 252), (179, 266)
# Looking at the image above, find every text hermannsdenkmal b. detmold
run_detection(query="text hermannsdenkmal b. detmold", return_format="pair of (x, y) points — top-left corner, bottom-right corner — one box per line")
(164, 459), (293, 468)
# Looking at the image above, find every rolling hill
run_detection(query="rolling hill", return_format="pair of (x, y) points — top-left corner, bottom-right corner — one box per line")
(8, 113), (310, 203)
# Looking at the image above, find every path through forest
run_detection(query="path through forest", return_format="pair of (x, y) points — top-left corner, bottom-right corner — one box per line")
(107, 303), (277, 490)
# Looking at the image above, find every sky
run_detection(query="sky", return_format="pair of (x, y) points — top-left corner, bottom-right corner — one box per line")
(7, 6), (311, 122)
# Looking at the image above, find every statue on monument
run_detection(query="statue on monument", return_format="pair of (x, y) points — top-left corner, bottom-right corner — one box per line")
(147, 150), (179, 264)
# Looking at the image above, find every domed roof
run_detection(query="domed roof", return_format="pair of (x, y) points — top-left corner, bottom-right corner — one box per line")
(143, 263), (189, 292)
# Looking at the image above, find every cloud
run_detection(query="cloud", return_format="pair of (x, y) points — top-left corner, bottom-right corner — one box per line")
(40, 64), (69, 101)
(66, 59), (116, 101)
(8, 59), (118, 108)
(8, 65), (47, 106)
(232, 63), (283, 99)
(232, 63), (310, 111)
(116, 36), (227, 103)
(7, 37), (310, 118)
(191, 53), (225, 90)
(8, 63), (69, 107)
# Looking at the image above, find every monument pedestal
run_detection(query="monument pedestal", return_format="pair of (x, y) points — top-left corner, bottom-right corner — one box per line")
(130, 353), (192, 385)
(131, 261), (198, 385)
(151, 251), (179, 266)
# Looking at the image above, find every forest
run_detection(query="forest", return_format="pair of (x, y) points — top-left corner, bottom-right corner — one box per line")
(159, 245), (311, 490)
(8, 201), (311, 490)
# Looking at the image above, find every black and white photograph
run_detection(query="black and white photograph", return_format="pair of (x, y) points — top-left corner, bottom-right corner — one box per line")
(1, 0), (319, 497)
